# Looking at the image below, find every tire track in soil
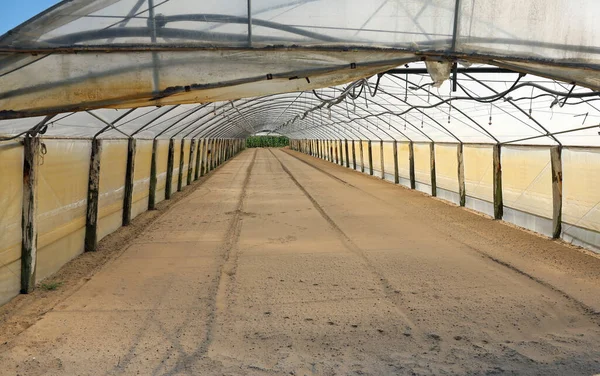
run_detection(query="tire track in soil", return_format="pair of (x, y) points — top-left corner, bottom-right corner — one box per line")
(159, 149), (257, 374)
(281, 149), (600, 319)
(269, 149), (421, 334)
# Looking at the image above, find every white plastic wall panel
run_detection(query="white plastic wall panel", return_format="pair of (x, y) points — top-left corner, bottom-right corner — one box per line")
(562, 148), (600, 251)
(501, 146), (553, 220)
(36, 139), (90, 282)
(0, 142), (23, 305)
(435, 144), (459, 193)
(131, 140), (152, 220)
(361, 141), (370, 172)
(371, 141), (383, 175)
(97, 140), (127, 241)
(463, 145), (494, 203)
(155, 140), (170, 205)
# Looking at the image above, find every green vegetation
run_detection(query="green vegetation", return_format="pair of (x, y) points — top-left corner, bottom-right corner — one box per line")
(41, 281), (63, 291)
(246, 136), (289, 148)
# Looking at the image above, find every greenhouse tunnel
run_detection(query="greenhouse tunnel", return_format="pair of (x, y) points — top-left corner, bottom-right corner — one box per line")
(1, 0), (600, 374)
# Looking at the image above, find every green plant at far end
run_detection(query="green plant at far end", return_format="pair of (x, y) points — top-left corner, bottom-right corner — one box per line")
(246, 136), (289, 148)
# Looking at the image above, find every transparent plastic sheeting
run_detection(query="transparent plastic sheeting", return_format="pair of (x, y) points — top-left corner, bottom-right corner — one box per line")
(0, 141), (23, 306)
(0, 136), (236, 305)
(132, 140), (152, 219)
(502, 146), (553, 220)
(562, 148), (600, 251)
(0, 0), (598, 117)
(155, 140), (170, 205)
(305, 140), (600, 252)
(36, 139), (90, 282)
(413, 143), (432, 195)
(98, 140), (128, 242)
(434, 144), (459, 192)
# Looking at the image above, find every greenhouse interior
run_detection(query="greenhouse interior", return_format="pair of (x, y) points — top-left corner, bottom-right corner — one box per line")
(0, 0), (600, 374)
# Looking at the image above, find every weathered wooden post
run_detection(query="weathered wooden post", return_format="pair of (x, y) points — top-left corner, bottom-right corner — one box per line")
(380, 140), (385, 179)
(345, 140), (350, 168)
(430, 142), (437, 197)
(393, 141), (399, 184)
(188, 139), (196, 185)
(359, 140), (365, 173)
(368, 140), (373, 176)
(21, 136), (40, 293)
(122, 137), (137, 226)
(177, 138), (185, 192)
(148, 139), (159, 210)
(493, 144), (503, 220)
(165, 138), (175, 199)
(194, 138), (202, 180)
(550, 146), (563, 238)
(457, 143), (466, 207)
(352, 140), (357, 170)
(408, 141), (416, 189)
(86, 138), (102, 251)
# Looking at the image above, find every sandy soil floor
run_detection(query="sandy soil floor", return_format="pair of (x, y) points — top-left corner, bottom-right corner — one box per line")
(1, 148), (599, 376)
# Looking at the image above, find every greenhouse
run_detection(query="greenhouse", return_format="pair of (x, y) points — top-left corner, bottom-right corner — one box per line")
(0, 0), (600, 374)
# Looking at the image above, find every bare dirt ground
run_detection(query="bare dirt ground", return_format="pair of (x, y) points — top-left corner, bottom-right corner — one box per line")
(1, 148), (600, 376)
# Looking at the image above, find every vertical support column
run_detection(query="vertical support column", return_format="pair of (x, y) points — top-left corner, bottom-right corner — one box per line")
(393, 140), (399, 184)
(86, 138), (102, 252)
(344, 140), (350, 168)
(359, 140), (365, 173)
(21, 136), (40, 293)
(551, 146), (563, 239)
(457, 143), (466, 207)
(177, 139), (185, 192)
(194, 138), (201, 180)
(165, 138), (175, 200)
(352, 140), (357, 170)
(409, 141), (416, 189)
(380, 140), (385, 179)
(430, 142), (437, 197)
(148, 139), (158, 210)
(122, 137), (136, 226)
(188, 139), (196, 185)
(329, 140), (333, 163)
(200, 139), (207, 177)
(493, 144), (503, 220)
(368, 140), (373, 176)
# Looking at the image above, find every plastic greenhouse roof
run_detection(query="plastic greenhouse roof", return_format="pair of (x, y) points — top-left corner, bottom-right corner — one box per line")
(0, 1), (599, 146)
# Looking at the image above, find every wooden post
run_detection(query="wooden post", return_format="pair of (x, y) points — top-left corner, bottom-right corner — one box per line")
(122, 138), (136, 226)
(200, 139), (207, 177)
(21, 136), (40, 293)
(194, 138), (202, 180)
(380, 140), (385, 179)
(409, 141), (416, 189)
(85, 138), (102, 252)
(430, 142), (437, 197)
(188, 139), (196, 185)
(393, 141), (399, 184)
(368, 140), (373, 176)
(165, 138), (175, 200)
(329, 140), (333, 162)
(352, 140), (357, 170)
(493, 144), (503, 220)
(457, 143), (466, 207)
(177, 139), (185, 192)
(345, 140), (350, 168)
(551, 146), (563, 239)
(359, 140), (365, 173)
(148, 139), (158, 210)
